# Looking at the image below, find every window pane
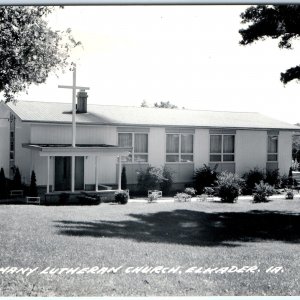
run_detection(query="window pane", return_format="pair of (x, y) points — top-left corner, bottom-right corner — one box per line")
(134, 134), (148, 153)
(268, 136), (278, 153)
(118, 133), (132, 147)
(268, 154), (278, 162)
(166, 155), (179, 162)
(134, 154), (148, 162)
(210, 154), (221, 162)
(181, 134), (193, 153)
(223, 135), (235, 153)
(181, 155), (193, 162)
(210, 135), (222, 153)
(122, 154), (132, 162)
(166, 134), (179, 153)
(223, 154), (235, 162)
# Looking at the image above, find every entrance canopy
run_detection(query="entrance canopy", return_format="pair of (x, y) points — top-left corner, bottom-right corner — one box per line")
(23, 143), (131, 157)
(23, 143), (132, 193)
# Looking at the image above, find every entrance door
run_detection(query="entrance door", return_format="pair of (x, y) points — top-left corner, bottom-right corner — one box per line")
(55, 156), (85, 191)
(75, 156), (84, 190)
(55, 157), (71, 191)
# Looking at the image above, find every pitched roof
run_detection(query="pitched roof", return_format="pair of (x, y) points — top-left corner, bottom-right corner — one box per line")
(4, 100), (300, 130)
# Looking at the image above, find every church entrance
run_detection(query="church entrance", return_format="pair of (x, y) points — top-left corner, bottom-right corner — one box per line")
(55, 156), (84, 191)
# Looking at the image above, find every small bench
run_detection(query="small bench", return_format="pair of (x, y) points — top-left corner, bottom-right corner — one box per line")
(26, 196), (40, 205)
(10, 190), (23, 198)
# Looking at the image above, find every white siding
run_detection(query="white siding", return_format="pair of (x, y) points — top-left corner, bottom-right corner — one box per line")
(31, 124), (118, 145)
(31, 152), (54, 186)
(148, 127), (165, 167)
(0, 105), (10, 175)
(15, 120), (31, 183)
(235, 130), (267, 175)
(194, 129), (210, 169)
(278, 131), (292, 175)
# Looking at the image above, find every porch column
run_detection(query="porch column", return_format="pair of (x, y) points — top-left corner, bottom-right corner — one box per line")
(46, 156), (50, 194)
(71, 155), (75, 192)
(118, 156), (122, 190)
(95, 156), (98, 192)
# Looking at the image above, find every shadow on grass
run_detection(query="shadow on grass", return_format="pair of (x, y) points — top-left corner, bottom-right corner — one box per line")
(54, 209), (300, 247)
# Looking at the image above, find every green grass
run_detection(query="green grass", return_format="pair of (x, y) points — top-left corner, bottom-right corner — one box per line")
(0, 198), (300, 296)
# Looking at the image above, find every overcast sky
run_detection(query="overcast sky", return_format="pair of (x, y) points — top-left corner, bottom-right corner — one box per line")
(15, 5), (300, 124)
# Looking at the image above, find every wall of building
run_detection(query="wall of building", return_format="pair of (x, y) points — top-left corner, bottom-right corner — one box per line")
(235, 130), (267, 176)
(278, 130), (293, 175)
(14, 120), (31, 184)
(194, 129), (210, 170)
(30, 124), (118, 145)
(0, 105), (10, 176)
(148, 127), (165, 167)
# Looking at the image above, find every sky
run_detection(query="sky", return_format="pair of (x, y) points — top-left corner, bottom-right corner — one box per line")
(14, 5), (300, 124)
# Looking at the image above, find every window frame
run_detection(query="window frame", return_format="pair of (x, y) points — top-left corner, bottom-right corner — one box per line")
(166, 133), (194, 163)
(209, 134), (235, 163)
(118, 132), (149, 163)
(267, 135), (278, 162)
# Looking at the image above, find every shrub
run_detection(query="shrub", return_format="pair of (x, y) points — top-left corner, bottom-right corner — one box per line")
(174, 192), (191, 202)
(29, 170), (38, 197)
(137, 166), (170, 195)
(59, 193), (69, 205)
(115, 190), (128, 205)
(121, 166), (127, 190)
(184, 187), (197, 196)
(159, 166), (174, 196)
(265, 169), (280, 187)
(216, 172), (244, 203)
(0, 168), (7, 199)
(242, 168), (265, 194)
(193, 164), (218, 194)
(285, 190), (294, 200)
(253, 181), (275, 203)
(12, 167), (22, 190)
(203, 186), (215, 196)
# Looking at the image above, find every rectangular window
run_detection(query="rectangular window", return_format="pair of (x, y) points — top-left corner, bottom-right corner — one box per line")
(210, 134), (235, 162)
(166, 133), (193, 163)
(118, 132), (148, 162)
(267, 135), (278, 162)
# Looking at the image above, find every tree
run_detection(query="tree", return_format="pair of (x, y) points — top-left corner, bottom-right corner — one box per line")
(13, 167), (22, 190)
(121, 166), (127, 190)
(0, 6), (80, 102)
(29, 170), (38, 197)
(154, 101), (178, 109)
(239, 5), (300, 84)
(0, 168), (7, 199)
(140, 100), (149, 107)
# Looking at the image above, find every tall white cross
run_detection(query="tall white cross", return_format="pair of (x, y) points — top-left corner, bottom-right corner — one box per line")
(58, 64), (90, 192)
(58, 64), (90, 147)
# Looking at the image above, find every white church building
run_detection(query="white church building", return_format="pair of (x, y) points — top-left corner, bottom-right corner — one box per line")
(0, 90), (299, 194)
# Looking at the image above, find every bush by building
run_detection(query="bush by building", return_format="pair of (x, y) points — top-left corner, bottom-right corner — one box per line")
(193, 164), (218, 194)
(216, 171), (244, 203)
(252, 181), (275, 203)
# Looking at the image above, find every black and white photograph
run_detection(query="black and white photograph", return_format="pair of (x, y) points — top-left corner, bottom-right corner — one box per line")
(0, 2), (300, 296)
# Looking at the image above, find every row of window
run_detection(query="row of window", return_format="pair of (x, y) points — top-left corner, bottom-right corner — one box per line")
(118, 132), (279, 163)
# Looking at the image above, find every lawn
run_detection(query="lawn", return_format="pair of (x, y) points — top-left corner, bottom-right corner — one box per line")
(0, 198), (300, 296)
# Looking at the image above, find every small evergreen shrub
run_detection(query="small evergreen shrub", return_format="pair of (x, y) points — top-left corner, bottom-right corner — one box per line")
(203, 186), (215, 196)
(121, 166), (127, 190)
(29, 170), (38, 197)
(184, 187), (197, 196)
(115, 190), (128, 205)
(216, 172), (244, 203)
(0, 168), (7, 199)
(13, 167), (22, 190)
(253, 181), (275, 203)
(193, 164), (218, 194)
